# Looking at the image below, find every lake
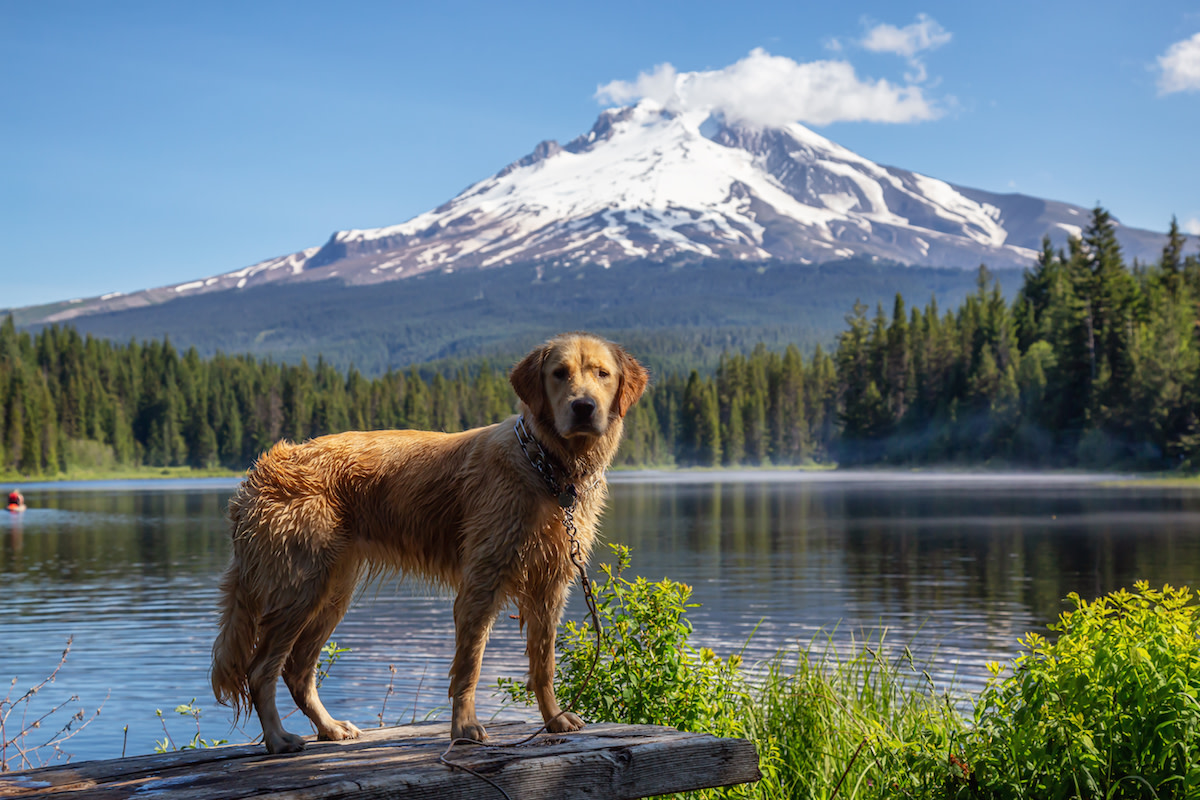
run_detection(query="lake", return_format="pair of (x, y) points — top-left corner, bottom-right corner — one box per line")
(3, 470), (1199, 766)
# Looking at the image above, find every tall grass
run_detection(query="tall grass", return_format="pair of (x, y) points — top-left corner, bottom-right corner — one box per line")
(743, 638), (966, 799)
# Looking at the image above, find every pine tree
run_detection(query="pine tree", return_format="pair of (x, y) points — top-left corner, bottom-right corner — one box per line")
(806, 345), (837, 460)
(885, 293), (910, 424)
(1085, 206), (1140, 439)
(1162, 215), (1186, 298)
(724, 394), (745, 465)
(837, 301), (890, 460)
(403, 366), (431, 430)
(777, 344), (807, 463)
(1048, 235), (1099, 448)
(282, 360), (314, 442)
(679, 371), (721, 466)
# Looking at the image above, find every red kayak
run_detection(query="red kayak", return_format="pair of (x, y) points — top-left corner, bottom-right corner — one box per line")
(6, 503), (24, 513)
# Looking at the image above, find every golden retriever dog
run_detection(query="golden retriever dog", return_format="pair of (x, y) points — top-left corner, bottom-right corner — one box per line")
(211, 332), (649, 754)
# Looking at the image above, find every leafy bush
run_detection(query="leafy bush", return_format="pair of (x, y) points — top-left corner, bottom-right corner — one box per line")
(967, 582), (1200, 799)
(498, 544), (749, 741)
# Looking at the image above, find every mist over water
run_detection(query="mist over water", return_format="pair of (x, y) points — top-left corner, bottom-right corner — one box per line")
(2, 472), (1197, 763)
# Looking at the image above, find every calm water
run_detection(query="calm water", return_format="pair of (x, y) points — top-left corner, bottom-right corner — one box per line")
(3, 471), (1200, 765)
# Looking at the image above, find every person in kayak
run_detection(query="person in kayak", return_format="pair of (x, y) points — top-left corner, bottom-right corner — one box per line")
(7, 489), (25, 511)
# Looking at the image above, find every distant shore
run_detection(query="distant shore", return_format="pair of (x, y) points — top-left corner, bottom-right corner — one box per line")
(1102, 474), (1200, 488)
(1, 465), (242, 485)
(6, 462), (1198, 488)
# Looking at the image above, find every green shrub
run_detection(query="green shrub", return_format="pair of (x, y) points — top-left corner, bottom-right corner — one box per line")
(967, 582), (1200, 799)
(498, 544), (749, 741)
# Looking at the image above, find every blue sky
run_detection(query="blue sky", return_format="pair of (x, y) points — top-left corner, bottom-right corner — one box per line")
(4, 1), (1198, 309)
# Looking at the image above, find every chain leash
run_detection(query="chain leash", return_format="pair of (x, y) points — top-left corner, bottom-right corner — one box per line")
(560, 496), (603, 713)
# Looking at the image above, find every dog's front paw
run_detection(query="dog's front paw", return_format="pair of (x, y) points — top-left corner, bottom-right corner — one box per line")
(265, 730), (307, 754)
(318, 720), (362, 742)
(547, 711), (585, 733)
(452, 720), (489, 742)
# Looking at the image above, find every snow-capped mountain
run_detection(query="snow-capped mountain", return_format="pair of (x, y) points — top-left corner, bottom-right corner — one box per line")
(317, 103), (1014, 275)
(38, 100), (1166, 323)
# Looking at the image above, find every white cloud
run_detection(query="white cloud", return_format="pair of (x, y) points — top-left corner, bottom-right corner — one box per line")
(1158, 32), (1200, 94)
(860, 14), (951, 84)
(1184, 217), (1200, 236)
(861, 13), (952, 58)
(595, 48), (941, 128)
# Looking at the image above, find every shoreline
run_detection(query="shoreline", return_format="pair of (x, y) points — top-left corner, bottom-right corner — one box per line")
(1, 465), (242, 486)
(5, 463), (1196, 489)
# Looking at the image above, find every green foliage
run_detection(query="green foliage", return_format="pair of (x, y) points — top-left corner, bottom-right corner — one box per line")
(317, 642), (351, 689)
(499, 548), (1200, 799)
(821, 210), (1200, 468)
(0, 321), (528, 476)
(967, 582), (1200, 799)
(154, 699), (227, 753)
(499, 544), (749, 742)
(746, 639), (968, 800)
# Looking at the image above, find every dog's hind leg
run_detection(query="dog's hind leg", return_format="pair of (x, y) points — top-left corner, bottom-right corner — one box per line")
(282, 565), (362, 743)
(248, 603), (321, 754)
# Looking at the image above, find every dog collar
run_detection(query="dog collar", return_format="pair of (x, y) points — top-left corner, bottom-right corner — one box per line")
(514, 416), (594, 509)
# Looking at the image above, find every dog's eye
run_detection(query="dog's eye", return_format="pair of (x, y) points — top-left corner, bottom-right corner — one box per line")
(597, 369), (610, 379)
(552, 366), (569, 380)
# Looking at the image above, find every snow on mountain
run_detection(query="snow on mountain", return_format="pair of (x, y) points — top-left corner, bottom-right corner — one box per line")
(41, 247), (321, 323)
(36, 100), (1167, 323)
(302, 100), (1038, 279)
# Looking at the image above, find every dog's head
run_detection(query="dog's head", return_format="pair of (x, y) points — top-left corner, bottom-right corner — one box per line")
(510, 333), (649, 442)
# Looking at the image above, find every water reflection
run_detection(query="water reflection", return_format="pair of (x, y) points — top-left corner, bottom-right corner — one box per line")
(603, 476), (1200, 691)
(1, 482), (234, 582)
(2, 473), (1198, 764)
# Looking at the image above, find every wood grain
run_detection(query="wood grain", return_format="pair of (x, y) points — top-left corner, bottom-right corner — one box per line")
(0, 722), (761, 799)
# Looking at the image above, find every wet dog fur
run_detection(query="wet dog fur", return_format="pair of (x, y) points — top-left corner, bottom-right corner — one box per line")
(210, 332), (649, 753)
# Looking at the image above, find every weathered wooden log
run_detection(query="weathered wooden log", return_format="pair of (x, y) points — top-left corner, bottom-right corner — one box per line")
(0, 721), (761, 799)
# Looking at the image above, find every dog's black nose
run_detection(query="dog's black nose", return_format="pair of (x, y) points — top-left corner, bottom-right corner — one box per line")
(571, 398), (596, 421)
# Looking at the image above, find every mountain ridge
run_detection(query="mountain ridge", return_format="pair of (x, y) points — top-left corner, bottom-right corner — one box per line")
(12, 101), (1173, 329)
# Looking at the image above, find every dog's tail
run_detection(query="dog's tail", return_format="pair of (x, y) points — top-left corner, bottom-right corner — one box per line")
(211, 492), (260, 718)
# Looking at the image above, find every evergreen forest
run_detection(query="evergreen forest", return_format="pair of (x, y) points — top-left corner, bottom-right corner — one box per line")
(3, 208), (1198, 477)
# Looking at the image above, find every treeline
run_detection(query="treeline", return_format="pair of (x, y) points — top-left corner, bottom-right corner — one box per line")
(3, 207), (1198, 475)
(0, 325), (516, 475)
(620, 210), (1200, 468)
(832, 210), (1200, 467)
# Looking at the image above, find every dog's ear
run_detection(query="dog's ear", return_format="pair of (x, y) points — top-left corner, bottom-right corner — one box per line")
(614, 346), (649, 418)
(510, 345), (549, 418)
